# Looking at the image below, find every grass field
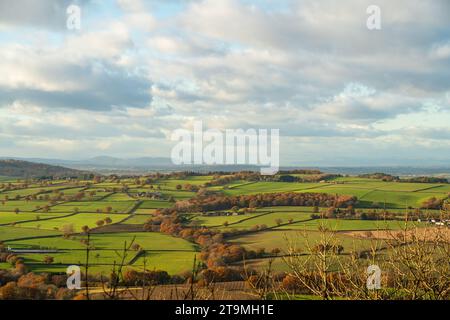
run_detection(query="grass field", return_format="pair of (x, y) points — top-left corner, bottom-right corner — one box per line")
(356, 190), (447, 209)
(21, 251), (197, 275)
(220, 179), (449, 209)
(0, 212), (60, 225)
(102, 192), (135, 201)
(139, 200), (173, 209)
(1, 185), (76, 198)
(218, 213), (313, 230)
(160, 176), (214, 189)
(190, 205), (422, 232)
(0, 226), (61, 241)
(132, 251), (197, 274)
(40, 201), (136, 213)
(16, 213), (130, 232)
(161, 190), (197, 200)
(134, 208), (157, 214)
(229, 229), (376, 253)
(0, 200), (58, 212)
(78, 189), (114, 200)
(5, 232), (199, 275)
(0, 175), (448, 277)
(124, 214), (152, 225)
(189, 206), (316, 228)
(275, 218), (423, 231)
(222, 182), (324, 196)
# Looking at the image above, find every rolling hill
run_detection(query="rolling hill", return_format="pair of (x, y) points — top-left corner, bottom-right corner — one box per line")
(0, 159), (93, 178)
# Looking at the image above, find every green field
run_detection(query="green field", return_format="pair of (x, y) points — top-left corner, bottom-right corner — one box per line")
(139, 200), (173, 209)
(1, 185), (71, 198)
(0, 225), (61, 241)
(134, 208), (157, 214)
(100, 192), (135, 201)
(21, 251), (197, 275)
(356, 190), (446, 209)
(229, 229), (376, 253)
(0, 200), (58, 212)
(5, 232), (198, 275)
(220, 179), (449, 209)
(275, 218), (422, 231)
(161, 190), (197, 200)
(123, 214), (152, 225)
(160, 176), (214, 189)
(222, 182), (324, 196)
(0, 212), (60, 225)
(217, 212), (313, 230)
(132, 251), (197, 274)
(0, 174), (448, 277)
(41, 201), (136, 213)
(16, 213), (130, 232)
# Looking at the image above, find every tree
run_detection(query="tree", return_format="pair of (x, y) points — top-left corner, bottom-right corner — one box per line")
(275, 218), (283, 226)
(335, 245), (344, 255)
(271, 248), (281, 256)
(279, 175), (296, 182)
(0, 282), (17, 299)
(81, 225), (90, 234)
(325, 207), (336, 219)
(61, 224), (75, 237)
(282, 274), (302, 292)
(421, 197), (444, 209)
(96, 220), (105, 227)
(43, 256), (54, 264)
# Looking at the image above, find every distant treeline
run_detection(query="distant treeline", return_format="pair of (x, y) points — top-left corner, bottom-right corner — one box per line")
(358, 172), (448, 183)
(203, 172), (342, 187)
(278, 169), (323, 175)
(109, 170), (340, 184)
(277, 174), (341, 183)
(171, 192), (357, 213)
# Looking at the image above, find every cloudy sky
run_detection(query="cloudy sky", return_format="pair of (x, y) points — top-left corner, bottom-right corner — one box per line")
(0, 0), (449, 166)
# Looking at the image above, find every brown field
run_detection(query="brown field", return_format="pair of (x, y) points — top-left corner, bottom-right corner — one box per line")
(342, 227), (450, 242)
(88, 282), (258, 300)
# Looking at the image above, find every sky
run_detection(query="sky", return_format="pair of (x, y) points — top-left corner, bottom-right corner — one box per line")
(0, 0), (449, 166)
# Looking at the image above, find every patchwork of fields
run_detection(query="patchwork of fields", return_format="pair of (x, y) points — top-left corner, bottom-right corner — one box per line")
(222, 179), (449, 209)
(0, 174), (448, 276)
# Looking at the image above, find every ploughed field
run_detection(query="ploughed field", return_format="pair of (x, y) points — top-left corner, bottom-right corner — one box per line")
(0, 174), (448, 276)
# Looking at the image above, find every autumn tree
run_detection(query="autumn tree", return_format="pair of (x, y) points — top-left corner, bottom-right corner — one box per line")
(43, 256), (54, 264)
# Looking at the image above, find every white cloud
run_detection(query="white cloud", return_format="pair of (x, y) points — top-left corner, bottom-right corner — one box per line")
(0, 0), (449, 164)
(430, 42), (450, 60)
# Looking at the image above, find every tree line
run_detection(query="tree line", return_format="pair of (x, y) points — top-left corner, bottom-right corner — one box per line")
(170, 192), (358, 213)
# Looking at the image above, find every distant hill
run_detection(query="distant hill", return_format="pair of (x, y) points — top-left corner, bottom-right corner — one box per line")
(0, 159), (92, 178)
(1, 157), (450, 177)
(1, 156), (173, 170)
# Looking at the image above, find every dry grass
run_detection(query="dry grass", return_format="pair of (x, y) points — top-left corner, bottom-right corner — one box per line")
(342, 227), (450, 242)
